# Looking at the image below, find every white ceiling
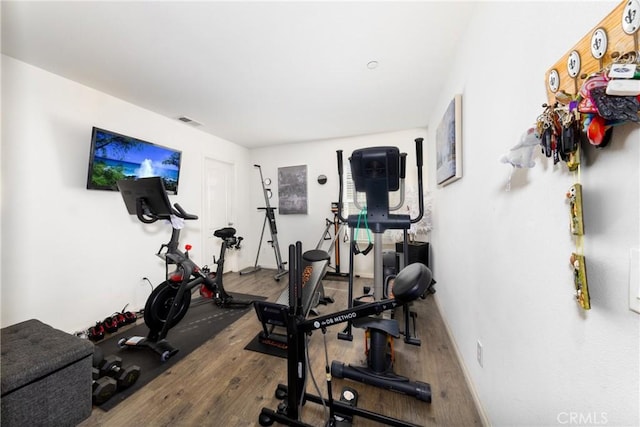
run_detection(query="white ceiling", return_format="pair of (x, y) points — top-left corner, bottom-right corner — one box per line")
(1, 1), (476, 148)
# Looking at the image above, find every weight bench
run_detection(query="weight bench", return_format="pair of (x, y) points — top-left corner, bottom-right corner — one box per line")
(254, 249), (333, 349)
(1, 319), (95, 426)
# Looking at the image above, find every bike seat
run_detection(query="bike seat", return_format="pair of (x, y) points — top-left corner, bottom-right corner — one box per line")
(392, 263), (432, 304)
(302, 249), (330, 263)
(214, 227), (236, 239)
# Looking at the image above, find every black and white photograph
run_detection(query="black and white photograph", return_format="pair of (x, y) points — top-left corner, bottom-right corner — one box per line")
(278, 165), (308, 214)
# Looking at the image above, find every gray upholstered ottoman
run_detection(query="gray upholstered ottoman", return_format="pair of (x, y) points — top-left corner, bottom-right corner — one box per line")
(1, 319), (94, 426)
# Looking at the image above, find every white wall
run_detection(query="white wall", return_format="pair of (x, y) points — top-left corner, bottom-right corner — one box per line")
(427, 2), (639, 426)
(248, 128), (427, 278)
(1, 56), (252, 332)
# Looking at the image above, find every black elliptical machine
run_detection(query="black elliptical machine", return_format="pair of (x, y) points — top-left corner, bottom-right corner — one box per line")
(258, 242), (432, 427)
(331, 138), (432, 402)
(116, 177), (253, 361)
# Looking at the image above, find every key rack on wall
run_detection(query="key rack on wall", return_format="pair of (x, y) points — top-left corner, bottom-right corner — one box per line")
(545, 0), (639, 102)
(538, 0), (640, 312)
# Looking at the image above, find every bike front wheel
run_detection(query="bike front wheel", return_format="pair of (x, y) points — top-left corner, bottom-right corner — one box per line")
(144, 281), (191, 332)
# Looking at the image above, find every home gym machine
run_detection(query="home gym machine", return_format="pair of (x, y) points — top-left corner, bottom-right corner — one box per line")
(240, 164), (287, 281)
(316, 203), (349, 280)
(258, 242), (432, 427)
(253, 247), (333, 351)
(116, 177), (253, 361)
(198, 227), (243, 300)
(331, 139), (432, 401)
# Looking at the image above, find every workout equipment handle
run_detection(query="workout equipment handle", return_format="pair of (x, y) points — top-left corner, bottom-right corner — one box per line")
(336, 140), (422, 223)
(136, 199), (159, 224)
(336, 150), (347, 223)
(172, 203), (199, 220)
(255, 164), (273, 208)
(400, 153), (407, 179)
(410, 138), (424, 224)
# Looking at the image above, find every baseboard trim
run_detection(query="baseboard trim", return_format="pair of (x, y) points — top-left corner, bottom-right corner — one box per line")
(433, 295), (491, 427)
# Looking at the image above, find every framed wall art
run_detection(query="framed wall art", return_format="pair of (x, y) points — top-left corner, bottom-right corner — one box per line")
(278, 165), (308, 214)
(436, 94), (463, 186)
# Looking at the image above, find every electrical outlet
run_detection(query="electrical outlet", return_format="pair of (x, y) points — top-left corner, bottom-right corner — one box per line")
(476, 340), (483, 367)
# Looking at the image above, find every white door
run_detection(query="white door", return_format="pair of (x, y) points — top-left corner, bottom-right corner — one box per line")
(203, 158), (236, 272)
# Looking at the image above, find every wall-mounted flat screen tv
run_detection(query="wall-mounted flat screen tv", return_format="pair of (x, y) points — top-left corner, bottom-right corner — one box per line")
(87, 127), (182, 194)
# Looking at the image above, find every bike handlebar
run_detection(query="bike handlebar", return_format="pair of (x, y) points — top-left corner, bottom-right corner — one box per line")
(136, 199), (160, 224)
(172, 203), (199, 220)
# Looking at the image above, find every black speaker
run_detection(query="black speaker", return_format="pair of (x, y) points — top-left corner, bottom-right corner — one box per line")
(395, 241), (429, 271)
(383, 250), (397, 279)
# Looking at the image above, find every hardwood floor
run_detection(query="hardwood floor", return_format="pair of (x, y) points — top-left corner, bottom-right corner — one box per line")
(80, 269), (482, 427)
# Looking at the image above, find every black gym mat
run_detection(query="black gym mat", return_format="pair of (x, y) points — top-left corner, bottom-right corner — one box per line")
(244, 332), (288, 359)
(94, 293), (264, 411)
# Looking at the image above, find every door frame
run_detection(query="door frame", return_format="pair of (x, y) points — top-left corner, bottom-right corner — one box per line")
(202, 157), (237, 272)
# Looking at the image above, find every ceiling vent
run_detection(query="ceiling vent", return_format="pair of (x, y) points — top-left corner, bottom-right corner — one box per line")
(177, 116), (202, 126)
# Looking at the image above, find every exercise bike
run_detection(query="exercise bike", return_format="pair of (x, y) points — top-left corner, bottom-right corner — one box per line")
(116, 177), (253, 361)
(259, 242), (432, 427)
(197, 227), (243, 301)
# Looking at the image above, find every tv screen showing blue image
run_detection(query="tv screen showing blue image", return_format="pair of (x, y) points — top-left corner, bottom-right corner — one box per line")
(87, 127), (182, 194)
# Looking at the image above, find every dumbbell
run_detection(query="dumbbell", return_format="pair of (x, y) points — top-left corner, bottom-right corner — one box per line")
(97, 354), (141, 390)
(102, 317), (119, 333)
(88, 322), (105, 342)
(92, 367), (117, 404)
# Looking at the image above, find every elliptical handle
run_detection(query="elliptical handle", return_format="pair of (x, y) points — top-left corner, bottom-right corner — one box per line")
(336, 150), (347, 223)
(400, 153), (407, 179)
(410, 138), (425, 224)
(415, 138), (424, 167)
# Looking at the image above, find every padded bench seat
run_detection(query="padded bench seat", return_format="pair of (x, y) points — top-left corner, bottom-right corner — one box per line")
(1, 319), (95, 426)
